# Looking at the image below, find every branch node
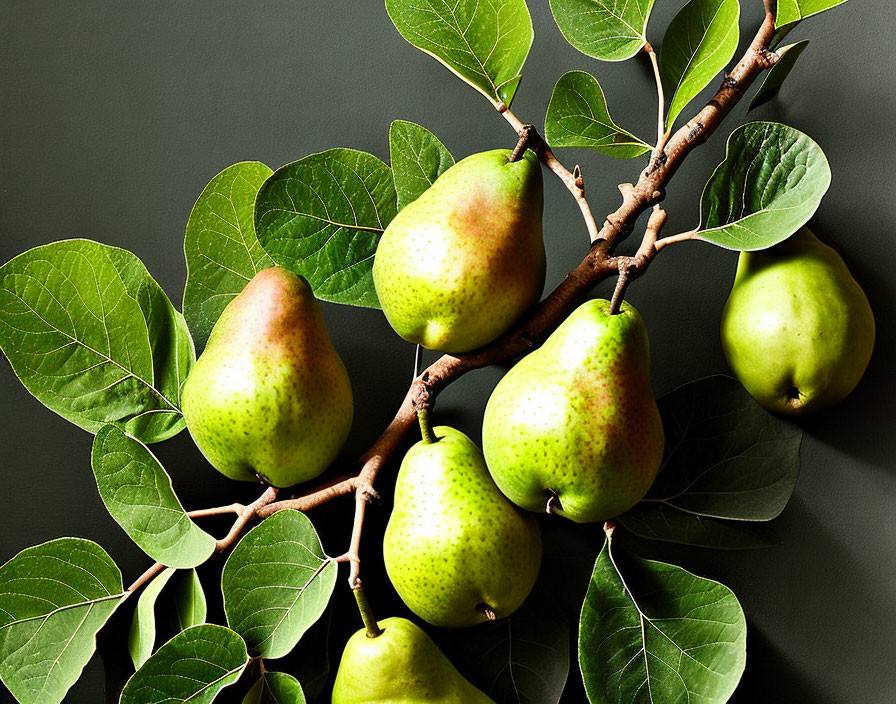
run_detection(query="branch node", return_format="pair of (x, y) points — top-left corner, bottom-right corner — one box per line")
(573, 164), (584, 191)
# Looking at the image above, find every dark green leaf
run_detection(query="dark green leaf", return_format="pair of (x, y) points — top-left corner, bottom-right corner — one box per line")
(544, 70), (651, 158)
(385, 0), (533, 106)
(776, 0), (849, 28)
(0, 538), (125, 704)
(0, 239), (193, 443)
(389, 120), (455, 211)
(660, 0), (740, 130)
(91, 424), (216, 567)
(696, 121), (831, 250)
(120, 624), (248, 704)
(175, 568), (207, 631)
(242, 672), (306, 704)
(255, 149), (397, 308)
(222, 510), (337, 659)
(579, 534), (746, 703)
(128, 567), (176, 669)
(749, 41), (810, 111)
(549, 0), (656, 61)
(183, 161), (274, 351)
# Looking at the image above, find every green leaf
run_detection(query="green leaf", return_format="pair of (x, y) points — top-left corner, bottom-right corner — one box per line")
(776, 0), (849, 28)
(120, 624), (249, 704)
(549, 0), (656, 61)
(660, 0), (740, 130)
(544, 70), (651, 159)
(748, 41), (810, 111)
(91, 424), (216, 568)
(255, 149), (397, 308)
(128, 567), (176, 669)
(174, 569), (207, 631)
(183, 161), (274, 351)
(385, 0), (534, 106)
(579, 534), (747, 703)
(696, 122), (831, 250)
(389, 120), (455, 211)
(0, 239), (193, 443)
(242, 672), (306, 704)
(0, 538), (125, 704)
(222, 510), (337, 659)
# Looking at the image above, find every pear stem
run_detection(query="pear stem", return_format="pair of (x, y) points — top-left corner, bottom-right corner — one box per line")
(417, 407), (438, 444)
(508, 124), (536, 162)
(353, 586), (384, 638)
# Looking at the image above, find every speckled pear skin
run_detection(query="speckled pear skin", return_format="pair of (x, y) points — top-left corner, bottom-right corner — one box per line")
(482, 299), (664, 524)
(372, 148), (545, 353)
(721, 227), (875, 415)
(332, 617), (494, 703)
(181, 267), (353, 487)
(383, 426), (542, 628)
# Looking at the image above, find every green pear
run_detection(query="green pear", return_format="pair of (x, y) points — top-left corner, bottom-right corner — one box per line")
(373, 149), (545, 353)
(181, 267), (352, 487)
(383, 426), (541, 628)
(482, 299), (664, 524)
(332, 617), (494, 703)
(721, 227), (875, 414)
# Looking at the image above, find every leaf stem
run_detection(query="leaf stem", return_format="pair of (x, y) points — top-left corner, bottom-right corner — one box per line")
(643, 41), (669, 155)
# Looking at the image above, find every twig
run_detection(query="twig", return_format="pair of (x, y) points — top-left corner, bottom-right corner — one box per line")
(644, 41), (669, 158)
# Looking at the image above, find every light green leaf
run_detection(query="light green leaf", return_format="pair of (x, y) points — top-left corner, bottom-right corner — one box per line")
(776, 0), (849, 28)
(91, 424), (216, 568)
(579, 535), (747, 703)
(618, 504), (778, 550)
(120, 624), (249, 704)
(385, 0), (533, 106)
(544, 70), (651, 158)
(389, 120), (455, 211)
(128, 567), (176, 670)
(183, 161), (274, 351)
(242, 672), (306, 704)
(749, 41), (810, 111)
(660, 0), (740, 130)
(255, 149), (397, 308)
(175, 568), (207, 631)
(696, 121), (831, 250)
(0, 239), (193, 443)
(222, 510), (337, 659)
(549, 0), (656, 62)
(0, 538), (125, 704)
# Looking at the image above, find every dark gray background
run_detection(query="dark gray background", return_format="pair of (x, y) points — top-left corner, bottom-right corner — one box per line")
(1, 1), (893, 702)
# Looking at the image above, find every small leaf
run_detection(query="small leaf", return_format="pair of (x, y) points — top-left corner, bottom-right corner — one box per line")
(120, 624), (249, 704)
(0, 239), (193, 443)
(222, 510), (337, 659)
(175, 568), (207, 631)
(128, 567), (176, 669)
(91, 424), (216, 568)
(243, 672), (306, 704)
(183, 161), (274, 351)
(389, 120), (455, 210)
(385, 0), (534, 106)
(544, 70), (651, 158)
(255, 149), (397, 308)
(549, 0), (656, 62)
(696, 121), (831, 250)
(749, 41), (810, 111)
(776, 0), (849, 28)
(579, 534), (747, 703)
(0, 538), (125, 704)
(660, 0), (740, 130)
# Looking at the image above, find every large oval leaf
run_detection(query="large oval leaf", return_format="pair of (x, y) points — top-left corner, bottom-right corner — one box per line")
(183, 161), (274, 351)
(389, 120), (455, 211)
(0, 538), (125, 704)
(0, 239), (193, 442)
(120, 624), (249, 704)
(776, 0), (849, 28)
(255, 149), (397, 308)
(696, 122), (831, 250)
(579, 534), (747, 703)
(660, 0), (740, 130)
(550, 0), (656, 62)
(128, 567), (176, 669)
(385, 0), (533, 106)
(222, 510), (337, 659)
(243, 672), (306, 704)
(544, 70), (650, 159)
(618, 504), (778, 550)
(91, 424), (216, 568)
